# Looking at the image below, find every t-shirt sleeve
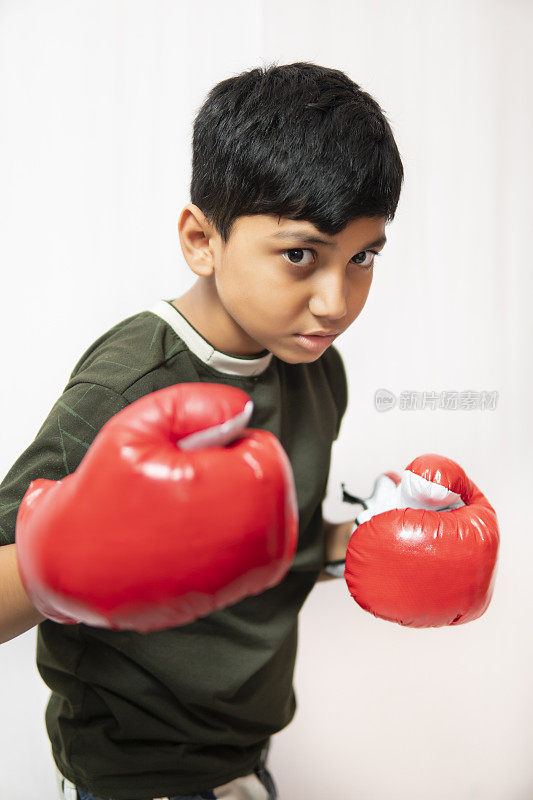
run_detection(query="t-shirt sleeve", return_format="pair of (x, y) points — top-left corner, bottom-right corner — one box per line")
(0, 382), (129, 547)
(323, 345), (348, 441)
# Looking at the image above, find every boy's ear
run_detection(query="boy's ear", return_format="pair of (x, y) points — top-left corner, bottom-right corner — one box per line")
(177, 204), (216, 277)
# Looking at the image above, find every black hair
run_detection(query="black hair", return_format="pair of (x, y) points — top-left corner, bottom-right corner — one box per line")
(189, 60), (404, 243)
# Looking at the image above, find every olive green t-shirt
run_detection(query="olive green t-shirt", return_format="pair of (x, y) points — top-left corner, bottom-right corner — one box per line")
(0, 299), (348, 799)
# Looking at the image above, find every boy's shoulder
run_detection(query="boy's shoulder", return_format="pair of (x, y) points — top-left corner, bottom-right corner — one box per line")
(65, 304), (188, 399)
(320, 344), (347, 399)
(318, 344), (348, 440)
(320, 342), (346, 377)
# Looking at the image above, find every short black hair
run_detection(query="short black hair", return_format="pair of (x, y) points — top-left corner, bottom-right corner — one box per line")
(190, 60), (404, 243)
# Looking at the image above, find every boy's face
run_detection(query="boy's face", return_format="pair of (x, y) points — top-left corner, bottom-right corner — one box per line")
(177, 205), (388, 363)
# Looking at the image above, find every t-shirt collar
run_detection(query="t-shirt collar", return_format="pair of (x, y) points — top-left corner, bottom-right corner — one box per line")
(147, 299), (273, 377)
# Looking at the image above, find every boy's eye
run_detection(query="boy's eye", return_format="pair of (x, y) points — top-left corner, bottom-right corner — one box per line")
(282, 247), (381, 270)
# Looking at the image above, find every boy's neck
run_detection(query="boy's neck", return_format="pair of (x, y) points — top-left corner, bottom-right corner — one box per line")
(171, 278), (267, 357)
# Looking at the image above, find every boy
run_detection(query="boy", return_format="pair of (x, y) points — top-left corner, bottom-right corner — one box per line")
(0, 61), (403, 799)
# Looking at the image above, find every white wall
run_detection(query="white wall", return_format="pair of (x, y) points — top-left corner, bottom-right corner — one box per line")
(1, 1), (531, 798)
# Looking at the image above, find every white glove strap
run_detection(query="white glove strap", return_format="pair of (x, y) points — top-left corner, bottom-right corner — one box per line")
(355, 470), (464, 526)
(323, 559), (346, 578)
(324, 469), (465, 579)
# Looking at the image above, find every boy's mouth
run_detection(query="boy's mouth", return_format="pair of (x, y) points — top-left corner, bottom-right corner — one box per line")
(293, 332), (338, 352)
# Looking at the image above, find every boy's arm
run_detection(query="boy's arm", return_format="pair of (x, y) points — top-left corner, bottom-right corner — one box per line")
(316, 518), (354, 582)
(317, 345), (349, 582)
(0, 382), (129, 641)
(0, 543), (47, 644)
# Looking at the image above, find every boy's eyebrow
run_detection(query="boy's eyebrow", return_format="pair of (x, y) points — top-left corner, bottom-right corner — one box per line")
(267, 231), (387, 250)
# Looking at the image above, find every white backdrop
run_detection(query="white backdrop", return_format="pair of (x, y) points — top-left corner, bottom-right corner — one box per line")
(1, 1), (531, 798)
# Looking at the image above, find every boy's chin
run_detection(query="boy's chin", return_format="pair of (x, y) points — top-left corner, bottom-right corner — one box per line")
(273, 344), (322, 365)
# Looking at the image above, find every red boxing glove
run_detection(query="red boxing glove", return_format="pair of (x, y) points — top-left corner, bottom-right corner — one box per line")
(15, 383), (299, 632)
(341, 454), (499, 628)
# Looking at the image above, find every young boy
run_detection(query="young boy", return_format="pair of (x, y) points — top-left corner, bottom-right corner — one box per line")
(0, 61), (403, 799)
